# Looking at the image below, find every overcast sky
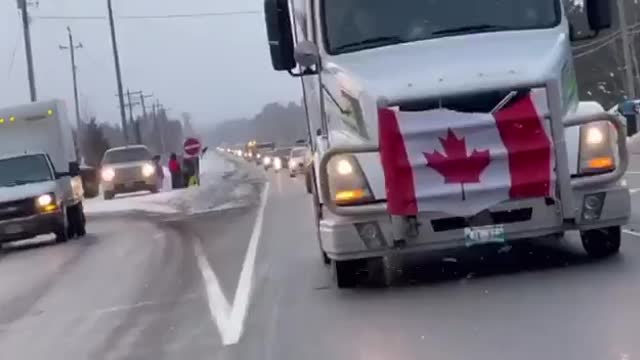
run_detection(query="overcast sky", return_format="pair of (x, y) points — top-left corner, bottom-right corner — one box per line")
(0, 0), (302, 129)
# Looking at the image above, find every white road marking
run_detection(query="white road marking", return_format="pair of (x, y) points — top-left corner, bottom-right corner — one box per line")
(194, 182), (270, 346)
(627, 171), (640, 175)
(630, 188), (640, 194)
(623, 229), (640, 237)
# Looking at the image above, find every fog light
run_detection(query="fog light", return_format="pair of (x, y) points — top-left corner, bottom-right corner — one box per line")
(582, 192), (606, 221)
(355, 222), (385, 249)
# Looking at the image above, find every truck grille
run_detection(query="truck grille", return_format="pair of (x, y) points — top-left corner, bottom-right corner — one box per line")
(398, 88), (531, 113)
(431, 208), (533, 232)
(114, 166), (141, 182)
(0, 198), (36, 221)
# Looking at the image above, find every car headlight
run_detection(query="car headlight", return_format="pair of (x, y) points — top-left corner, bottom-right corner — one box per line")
(37, 193), (53, 207)
(101, 167), (115, 182)
(142, 163), (155, 177)
(36, 193), (58, 212)
(274, 157), (282, 169)
(263, 156), (272, 165)
(328, 155), (374, 205)
(257, 153), (261, 159)
(579, 122), (615, 174)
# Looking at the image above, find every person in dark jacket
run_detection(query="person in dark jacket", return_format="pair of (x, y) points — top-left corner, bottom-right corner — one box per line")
(168, 153), (182, 189)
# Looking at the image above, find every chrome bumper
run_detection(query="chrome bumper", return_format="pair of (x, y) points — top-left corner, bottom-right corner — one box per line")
(320, 184), (629, 261)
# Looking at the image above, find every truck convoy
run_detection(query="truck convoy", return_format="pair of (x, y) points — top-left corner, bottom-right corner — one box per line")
(264, 0), (631, 287)
(0, 100), (86, 245)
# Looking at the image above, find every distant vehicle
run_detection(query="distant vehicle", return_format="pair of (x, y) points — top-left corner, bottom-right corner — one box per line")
(100, 145), (158, 200)
(267, 147), (294, 172)
(0, 100), (86, 245)
(247, 141), (275, 164)
(288, 146), (311, 177)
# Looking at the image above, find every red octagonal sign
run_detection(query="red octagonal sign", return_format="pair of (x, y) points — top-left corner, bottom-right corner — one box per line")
(184, 137), (202, 156)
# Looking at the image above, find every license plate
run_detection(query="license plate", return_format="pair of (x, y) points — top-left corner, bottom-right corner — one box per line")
(464, 225), (505, 246)
(4, 224), (23, 235)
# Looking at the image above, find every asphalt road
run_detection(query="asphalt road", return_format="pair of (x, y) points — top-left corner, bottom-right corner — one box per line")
(2, 160), (640, 359)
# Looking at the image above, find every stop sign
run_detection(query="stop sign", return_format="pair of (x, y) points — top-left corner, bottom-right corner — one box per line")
(183, 137), (202, 157)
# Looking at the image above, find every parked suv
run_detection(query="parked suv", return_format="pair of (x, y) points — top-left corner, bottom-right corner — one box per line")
(100, 145), (157, 200)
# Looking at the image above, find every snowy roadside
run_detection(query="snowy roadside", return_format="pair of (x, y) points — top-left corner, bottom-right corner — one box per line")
(84, 152), (264, 216)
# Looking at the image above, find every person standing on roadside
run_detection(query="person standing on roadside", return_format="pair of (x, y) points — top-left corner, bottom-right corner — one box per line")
(168, 153), (182, 189)
(152, 155), (165, 191)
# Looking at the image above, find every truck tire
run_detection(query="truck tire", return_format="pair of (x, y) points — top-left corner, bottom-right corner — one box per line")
(150, 186), (159, 194)
(55, 208), (69, 243)
(305, 167), (313, 194)
(69, 203), (87, 237)
(333, 259), (365, 288)
(104, 191), (114, 200)
(581, 226), (621, 258)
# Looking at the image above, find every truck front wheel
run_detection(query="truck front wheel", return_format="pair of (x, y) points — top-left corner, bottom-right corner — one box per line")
(55, 208), (69, 243)
(104, 191), (114, 200)
(581, 226), (621, 258)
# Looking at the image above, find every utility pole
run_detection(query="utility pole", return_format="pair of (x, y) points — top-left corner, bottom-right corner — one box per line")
(618, 0), (638, 133)
(17, 0), (37, 101)
(107, 0), (129, 144)
(156, 100), (166, 154)
(59, 27), (83, 132)
(125, 89), (138, 144)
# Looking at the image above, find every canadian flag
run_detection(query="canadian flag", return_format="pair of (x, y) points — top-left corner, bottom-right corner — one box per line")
(378, 90), (555, 217)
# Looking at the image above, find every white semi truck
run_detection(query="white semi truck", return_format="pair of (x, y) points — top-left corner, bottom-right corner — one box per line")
(263, 0), (630, 287)
(0, 100), (86, 245)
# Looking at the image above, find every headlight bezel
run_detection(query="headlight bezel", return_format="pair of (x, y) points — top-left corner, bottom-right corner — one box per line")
(578, 121), (616, 175)
(327, 154), (374, 206)
(36, 193), (58, 212)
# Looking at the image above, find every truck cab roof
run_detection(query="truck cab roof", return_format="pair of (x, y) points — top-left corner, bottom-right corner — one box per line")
(0, 152), (48, 161)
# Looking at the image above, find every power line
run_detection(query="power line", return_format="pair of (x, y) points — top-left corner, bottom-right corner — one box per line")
(7, 20), (22, 81)
(33, 10), (262, 21)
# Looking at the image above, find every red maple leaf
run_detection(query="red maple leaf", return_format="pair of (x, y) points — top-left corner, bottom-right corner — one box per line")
(424, 128), (490, 200)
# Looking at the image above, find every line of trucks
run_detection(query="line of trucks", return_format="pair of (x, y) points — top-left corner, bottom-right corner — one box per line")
(263, 0), (634, 287)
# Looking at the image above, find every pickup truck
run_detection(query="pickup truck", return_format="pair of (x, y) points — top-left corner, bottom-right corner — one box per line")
(0, 100), (86, 245)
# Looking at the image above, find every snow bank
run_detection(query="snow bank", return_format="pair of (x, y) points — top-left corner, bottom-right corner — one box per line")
(84, 152), (260, 216)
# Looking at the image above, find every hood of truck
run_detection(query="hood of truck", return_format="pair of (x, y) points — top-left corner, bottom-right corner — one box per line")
(326, 28), (568, 102)
(0, 180), (57, 203)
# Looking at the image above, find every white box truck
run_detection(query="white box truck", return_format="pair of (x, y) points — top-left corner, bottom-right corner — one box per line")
(264, 0), (631, 287)
(0, 99), (86, 245)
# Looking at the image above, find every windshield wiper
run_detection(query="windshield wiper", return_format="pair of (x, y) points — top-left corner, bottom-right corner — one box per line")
(432, 24), (513, 36)
(334, 36), (405, 52)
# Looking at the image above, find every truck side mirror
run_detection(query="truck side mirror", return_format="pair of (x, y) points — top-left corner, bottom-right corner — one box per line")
(68, 162), (81, 177)
(586, 0), (612, 31)
(264, 0), (296, 71)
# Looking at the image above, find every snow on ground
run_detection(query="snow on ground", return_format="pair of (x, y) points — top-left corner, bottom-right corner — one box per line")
(84, 152), (258, 216)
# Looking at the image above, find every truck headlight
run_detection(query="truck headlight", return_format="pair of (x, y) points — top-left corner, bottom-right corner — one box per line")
(101, 167), (116, 182)
(586, 127), (604, 145)
(579, 122), (615, 174)
(37, 193), (53, 207)
(263, 156), (272, 165)
(141, 163), (155, 177)
(328, 155), (374, 205)
(36, 193), (58, 212)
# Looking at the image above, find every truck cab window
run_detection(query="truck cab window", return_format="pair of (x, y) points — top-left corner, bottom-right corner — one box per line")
(0, 155), (53, 187)
(323, 0), (560, 54)
(102, 148), (152, 164)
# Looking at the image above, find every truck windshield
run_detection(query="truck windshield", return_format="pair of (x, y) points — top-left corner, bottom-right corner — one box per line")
(102, 148), (152, 164)
(323, 0), (560, 54)
(0, 155), (53, 187)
